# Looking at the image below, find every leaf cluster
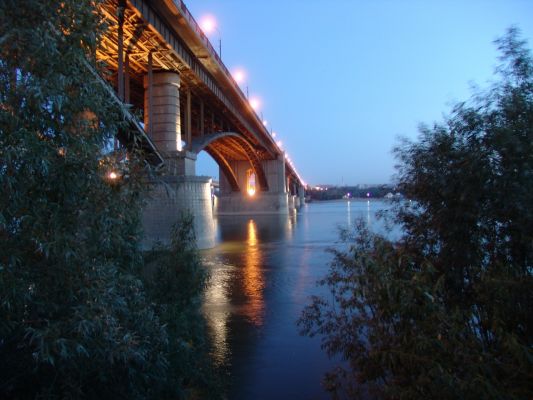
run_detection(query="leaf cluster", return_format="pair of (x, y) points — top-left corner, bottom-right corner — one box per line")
(299, 28), (533, 400)
(0, 1), (221, 398)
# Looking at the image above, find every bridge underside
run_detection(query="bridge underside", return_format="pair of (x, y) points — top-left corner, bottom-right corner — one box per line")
(97, 0), (305, 247)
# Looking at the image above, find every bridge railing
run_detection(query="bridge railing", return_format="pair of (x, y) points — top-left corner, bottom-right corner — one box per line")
(170, 1), (304, 184)
(172, 2), (242, 96)
(171, 0), (275, 139)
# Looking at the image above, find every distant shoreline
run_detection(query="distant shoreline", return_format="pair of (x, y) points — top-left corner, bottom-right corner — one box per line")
(307, 198), (389, 203)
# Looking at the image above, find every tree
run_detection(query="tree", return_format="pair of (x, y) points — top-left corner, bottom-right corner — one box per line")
(142, 213), (223, 399)
(0, 1), (220, 398)
(299, 28), (533, 399)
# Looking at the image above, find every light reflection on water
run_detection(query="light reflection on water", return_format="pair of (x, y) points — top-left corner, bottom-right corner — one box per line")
(202, 200), (395, 399)
(243, 219), (264, 326)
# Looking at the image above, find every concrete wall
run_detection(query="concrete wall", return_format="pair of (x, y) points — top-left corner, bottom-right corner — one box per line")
(217, 192), (289, 215)
(142, 176), (215, 249)
(217, 156), (290, 215)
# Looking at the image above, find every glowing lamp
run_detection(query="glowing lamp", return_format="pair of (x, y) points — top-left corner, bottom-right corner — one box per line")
(233, 69), (246, 84)
(246, 169), (256, 197)
(249, 97), (260, 111)
(199, 15), (217, 34)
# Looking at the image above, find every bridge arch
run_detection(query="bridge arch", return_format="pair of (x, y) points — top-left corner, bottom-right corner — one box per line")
(191, 132), (269, 192)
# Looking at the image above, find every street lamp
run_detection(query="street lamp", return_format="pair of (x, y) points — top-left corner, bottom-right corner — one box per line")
(232, 68), (246, 84)
(249, 97), (260, 111)
(199, 15), (222, 58)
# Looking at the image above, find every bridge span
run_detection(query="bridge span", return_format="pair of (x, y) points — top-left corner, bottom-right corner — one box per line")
(96, 0), (305, 247)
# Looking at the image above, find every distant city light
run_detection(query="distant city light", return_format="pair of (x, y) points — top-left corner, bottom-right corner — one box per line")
(199, 15), (217, 34)
(108, 171), (118, 180)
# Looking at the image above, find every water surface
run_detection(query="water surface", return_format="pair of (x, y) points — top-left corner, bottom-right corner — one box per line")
(202, 199), (393, 399)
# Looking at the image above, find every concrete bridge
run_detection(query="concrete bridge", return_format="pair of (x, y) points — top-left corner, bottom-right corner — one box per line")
(96, 0), (305, 248)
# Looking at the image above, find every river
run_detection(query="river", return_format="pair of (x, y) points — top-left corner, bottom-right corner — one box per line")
(202, 199), (395, 400)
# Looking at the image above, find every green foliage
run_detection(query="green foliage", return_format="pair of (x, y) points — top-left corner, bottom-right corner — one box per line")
(299, 28), (533, 399)
(0, 1), (220, 398)
(142, 213), (223, 399)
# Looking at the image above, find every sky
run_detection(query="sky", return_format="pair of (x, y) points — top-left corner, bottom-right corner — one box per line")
(186, 0), (533, 185)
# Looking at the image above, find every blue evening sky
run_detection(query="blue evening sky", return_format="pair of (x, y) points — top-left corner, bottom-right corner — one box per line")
(187, 0), (533, 185)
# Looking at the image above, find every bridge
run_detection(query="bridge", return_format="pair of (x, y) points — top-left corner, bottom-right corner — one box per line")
(96, 0), (306, 248)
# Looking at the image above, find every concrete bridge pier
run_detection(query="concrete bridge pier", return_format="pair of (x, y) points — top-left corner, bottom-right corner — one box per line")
(98, 0), (306, 249)
(141, 71), (215, 249)
(286, 178), (305, 211)
(217, 155), (289, 215)
(298, 185), (305, 208)
(141, 172), (215, 249)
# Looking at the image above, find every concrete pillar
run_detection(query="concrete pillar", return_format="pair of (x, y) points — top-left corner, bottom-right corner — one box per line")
(217, 156), (289, 215)
(295, 196), (301, 208)
(142, 72), (215, 248)
(199, 100), (205, 137)
(288, 195), (296, 210)
(278, 154), (287, 194)
(298, 185), (305, 206)
(143, 71), (181, 153)
(165, 150), (196, 176)
(185, 88), (192, 150)
(142, 176), (215, 249)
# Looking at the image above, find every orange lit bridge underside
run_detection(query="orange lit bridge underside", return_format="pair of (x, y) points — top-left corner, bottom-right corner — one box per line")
(97, 0), (305, 247)
(96, 0), (304, 193)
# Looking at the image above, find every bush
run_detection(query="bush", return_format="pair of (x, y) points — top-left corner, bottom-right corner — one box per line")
(0, 1), (220, 398)
(142, 214), (223, 399)
(299, 28), (533, 400)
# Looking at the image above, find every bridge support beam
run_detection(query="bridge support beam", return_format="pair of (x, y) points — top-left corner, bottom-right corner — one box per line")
(143, 71), (182, 152)
(217, 156), (289, 215)
(142, 71), (215, 248)
(298, 185), (306, 208)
